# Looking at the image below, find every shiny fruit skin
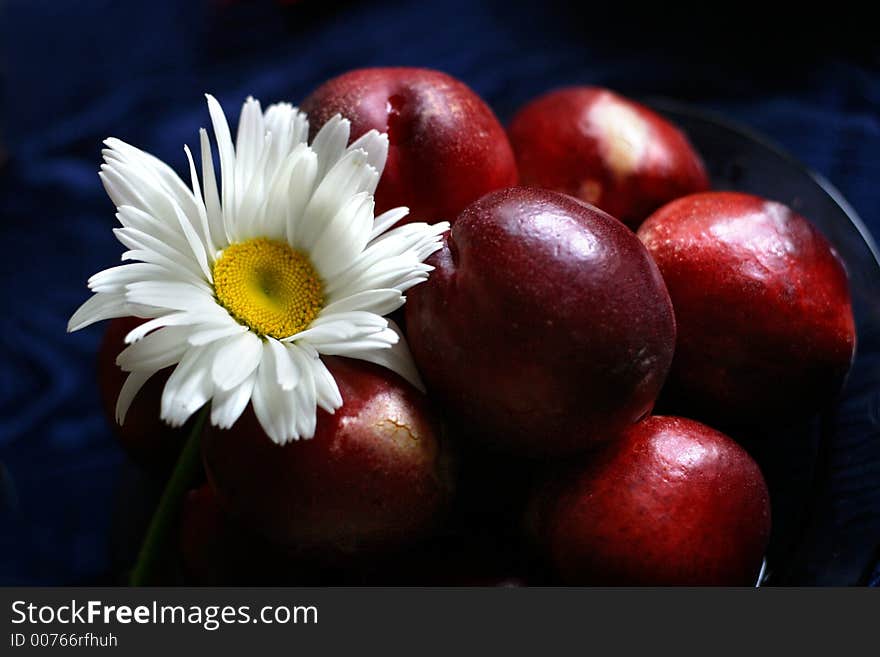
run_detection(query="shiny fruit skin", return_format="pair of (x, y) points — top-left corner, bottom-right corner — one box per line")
(97, 317), (186, 470)
(638, 191), (856, 426)
(301, 67), (518, 225)
(406, 187), (677, 455)
(508, 86), (709, 229)
(533, 416), (771, 585)
(202, 357), (453, 559)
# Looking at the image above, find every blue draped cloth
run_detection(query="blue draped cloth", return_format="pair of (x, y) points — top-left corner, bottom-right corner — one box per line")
(1, 0), (878, 584)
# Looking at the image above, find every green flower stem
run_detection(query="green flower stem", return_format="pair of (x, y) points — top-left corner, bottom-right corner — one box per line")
(128, 406), (208, 586)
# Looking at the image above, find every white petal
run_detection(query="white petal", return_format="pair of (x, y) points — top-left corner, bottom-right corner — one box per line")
(312, 355), (343, 413)
(234, 96), (265, 205)
(211, 331), (263, 391)
(235, 131), (273, 239)
(120, 249), (210, 289)
(100, 167), (146, 215)
(187, 322), (247, 346)
(251, 343), (289, 444)
(327, 254), (437, 301)
(259, 144), (315, 244)
(113, 219), (204, 282)
(309, 192), (374, 279)
(310, 114), (350, 178)
(210, 371), (256, 429)
(160, 345), (216, 426)
(328, 257), (430, 300)
(103, 174), (192, 258)
(116, 326), (191, 372)
(170, 196), (212, 281)
(321, 289), (405, 316)
(265, 102), (308, 143)
(284, 147), (318, 246)
(370, 206), (410, 240)
(88, 263), (173, 294)
(325, 221), (447, 298)
(284, 311), (388, 345)
(288, 345), (317, 438)
(103, 137), (202, 228)
(323, 243), (403, 297)
(348, 130), (388, 185)
(183, 144), (216, 255)
(101, 157), (200, 251)
(124, 280), (216, 313)
(205, 94), (237, 229)
(115, 370), (154, 424)
(297, 148), (374, 253)
(267, 338), (300, 390)
(394, 271), (431, 293)
(67, 293), (127, 331)
(113, 205), (192, 262)
(263, 103), (309, 173)
(312, 327), (399, 356)
(311, 310), (389, 328)
(341, 320), (425, 391)
(368, 220), (450, 253)
(124, 311), (208, 343)
(199, 128), (226, 249)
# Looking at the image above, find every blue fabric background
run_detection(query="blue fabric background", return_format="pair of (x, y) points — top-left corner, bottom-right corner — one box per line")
(0, 0), (877, 584)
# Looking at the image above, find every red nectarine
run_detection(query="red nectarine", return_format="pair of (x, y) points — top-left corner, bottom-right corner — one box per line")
(530, 416), (771, 585)
(406, 187), (676, 455)
(508, 87), (709, 229)
(638, 191), (856, 426)
(202, 357), (453, 560)
(301, 67), (518, 225)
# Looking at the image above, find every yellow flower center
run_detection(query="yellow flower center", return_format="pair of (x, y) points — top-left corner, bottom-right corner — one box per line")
(213, 238), (324, 339)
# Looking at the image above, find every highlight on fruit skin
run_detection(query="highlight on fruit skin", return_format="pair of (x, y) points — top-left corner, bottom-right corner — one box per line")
(508, 86), (709, 229)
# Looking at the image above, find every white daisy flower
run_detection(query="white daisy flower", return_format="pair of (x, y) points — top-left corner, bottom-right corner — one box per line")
(68, 94), (448, 445)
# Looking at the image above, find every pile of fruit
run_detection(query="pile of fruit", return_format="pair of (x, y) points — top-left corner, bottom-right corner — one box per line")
(100, 68), (856, 585)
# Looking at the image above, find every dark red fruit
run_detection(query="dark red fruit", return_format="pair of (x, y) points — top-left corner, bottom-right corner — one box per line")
(508, 87), (709, 229)
(301, 67), (518, 225)
(202, 357), (453, 560)
(406, 187), (676, 455)
(638, 191), (856, 425)
(530, 416), (771, 585)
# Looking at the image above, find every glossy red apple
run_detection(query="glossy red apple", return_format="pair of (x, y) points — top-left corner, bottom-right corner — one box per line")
(638, 191), (856, 426)
(301, 67), (518, 225)
(530, 416), (771, 585)
(202, 357), (453, 560)
(508, 87), (709, 229)
(98, 317), (187, 469)
(406, 187), (676, 455)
